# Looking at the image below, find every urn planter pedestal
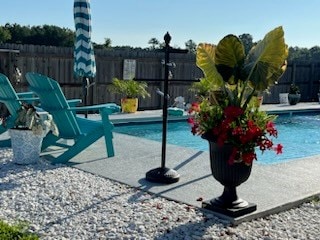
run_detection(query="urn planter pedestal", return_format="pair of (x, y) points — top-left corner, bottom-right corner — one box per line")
(202, 142), (257, 217)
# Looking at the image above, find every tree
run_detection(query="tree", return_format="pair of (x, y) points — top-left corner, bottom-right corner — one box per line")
(0, 26), (11, 43)
(94, 38), (112, 49)
(288, 46), (311, 61)
(4, 23), (30, 44)
(28, 25), (74, 47)
(2, 23), (74, 47)
(239, 33), (253, 55)
(104, 38), (112, 48)
(185, 39), (197, 54)
(148, 38), (159, 49)
(309, 46), (320, 61)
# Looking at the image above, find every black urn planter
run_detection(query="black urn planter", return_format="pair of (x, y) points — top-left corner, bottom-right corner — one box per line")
(202, 142), (257, 217)
(288, 93), (301, 105)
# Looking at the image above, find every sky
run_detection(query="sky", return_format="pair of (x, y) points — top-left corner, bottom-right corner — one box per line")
(1, 0), (319, 49)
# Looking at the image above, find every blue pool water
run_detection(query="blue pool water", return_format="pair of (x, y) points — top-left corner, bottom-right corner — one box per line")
(114, 113), (320, 164)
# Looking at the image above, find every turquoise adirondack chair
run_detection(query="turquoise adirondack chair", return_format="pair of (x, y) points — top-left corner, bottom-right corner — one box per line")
(25, 72), (116, 164)
(0, 73), (83, 147)
(0, 73), (39, 147)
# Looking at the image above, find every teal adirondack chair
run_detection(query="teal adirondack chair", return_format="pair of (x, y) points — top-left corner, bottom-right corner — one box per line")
(0, 73), (39, 147)
(0, 73), (82, 147)
(25, 72), (116, 164)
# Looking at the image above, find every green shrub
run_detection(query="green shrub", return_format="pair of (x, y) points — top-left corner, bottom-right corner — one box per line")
(289, 83), (300, 94)
(109, 78), (150, 98)
(0, 220), (39, 240)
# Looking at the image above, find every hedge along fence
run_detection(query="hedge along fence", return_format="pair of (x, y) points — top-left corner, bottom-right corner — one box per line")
(1, 43), (320, 109)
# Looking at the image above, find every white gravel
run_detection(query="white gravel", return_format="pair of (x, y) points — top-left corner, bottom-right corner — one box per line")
(1, 147), (320, 240)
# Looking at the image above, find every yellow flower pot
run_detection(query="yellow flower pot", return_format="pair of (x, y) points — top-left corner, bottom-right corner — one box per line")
(121, 98), (138, 113)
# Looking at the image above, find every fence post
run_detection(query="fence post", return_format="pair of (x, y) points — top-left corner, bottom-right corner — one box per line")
(291, 62), (296, 84)
(309, 63), (315, 101)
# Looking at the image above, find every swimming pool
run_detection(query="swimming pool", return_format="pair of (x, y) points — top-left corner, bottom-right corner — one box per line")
(114, 112), (320, 164)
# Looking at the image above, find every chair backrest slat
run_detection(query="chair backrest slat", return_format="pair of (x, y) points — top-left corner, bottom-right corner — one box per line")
(26, 72), (82, 138)
(0, 73), (21, 117)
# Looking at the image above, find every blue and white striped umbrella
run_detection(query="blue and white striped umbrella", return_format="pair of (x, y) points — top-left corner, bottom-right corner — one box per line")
(73, 0), (96, 78)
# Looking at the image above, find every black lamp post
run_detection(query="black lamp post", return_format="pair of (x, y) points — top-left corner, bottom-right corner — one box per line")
(145, 32), (187, 184)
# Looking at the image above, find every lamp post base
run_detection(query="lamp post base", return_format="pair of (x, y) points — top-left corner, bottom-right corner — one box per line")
(146, 167), (180, 184)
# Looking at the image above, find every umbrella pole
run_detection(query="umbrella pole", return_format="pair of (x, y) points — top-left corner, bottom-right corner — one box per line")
(82, 77), (89, 118)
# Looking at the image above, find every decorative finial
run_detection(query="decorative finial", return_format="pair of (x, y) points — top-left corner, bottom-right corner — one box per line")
(164, 32), (171, 45)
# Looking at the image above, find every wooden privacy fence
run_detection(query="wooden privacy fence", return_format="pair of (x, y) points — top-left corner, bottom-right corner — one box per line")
(1, 43), (320, 109)
(262, 62), (320, 103)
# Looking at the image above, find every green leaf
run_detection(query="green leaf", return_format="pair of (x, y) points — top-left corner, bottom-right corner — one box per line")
(109, 78), (150, 98)
(215, 35), (245, 83)
(245, 26), (288, 91)
(215, 34), (245, 67)
(196, 43), (223, 88)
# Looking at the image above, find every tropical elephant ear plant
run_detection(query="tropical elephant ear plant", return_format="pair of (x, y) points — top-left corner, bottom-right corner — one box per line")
(188, 26), (288, 165)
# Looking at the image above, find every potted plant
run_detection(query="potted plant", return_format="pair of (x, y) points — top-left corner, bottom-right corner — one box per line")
(288, 83), (301, 105)
(109, 78), (150, 113)
(188, 26), (287, 216)
(2, 103), (58, 164)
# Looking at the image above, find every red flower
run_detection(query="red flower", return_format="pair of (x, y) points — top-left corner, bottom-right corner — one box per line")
(187, 100), (283, 166)
(266, 121), (278, 137)
(259, 145), (266, 151)
(274, 144), (283, 154)
(187, 117), (194, 124)
(264, 139), (273, 149)
(220, 119), (232, 131)
(232, 126), (243, 136)
(224, 106), (244, 119)
(242, 151), (257, 165)
(188, 102), (200, 113)
(247, 120), (262, 136)
(259, 138), (273, 152)
(239, 134), (250, 144)
(191, 124), (198, 135)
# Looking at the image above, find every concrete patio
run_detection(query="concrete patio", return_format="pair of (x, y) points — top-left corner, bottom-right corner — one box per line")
(67, 102), (320, 224)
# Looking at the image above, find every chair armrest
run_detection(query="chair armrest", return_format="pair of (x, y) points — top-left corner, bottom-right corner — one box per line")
(69, 103), (120, 114)
(67, 99), (82, 107)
